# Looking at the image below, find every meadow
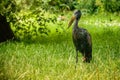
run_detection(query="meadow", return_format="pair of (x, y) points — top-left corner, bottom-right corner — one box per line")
(0, 13), (120, 80)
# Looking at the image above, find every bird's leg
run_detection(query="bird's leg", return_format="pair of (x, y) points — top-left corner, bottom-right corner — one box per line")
(82, 52), (86, 62)
(76, 50), (78, 64)
(75, 50), (78, 69)
(86, 53), (92, 63)
(82, 57), (86, 62)
(82, 53), (91, 63)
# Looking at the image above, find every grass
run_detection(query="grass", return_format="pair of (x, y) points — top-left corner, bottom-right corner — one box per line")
(0, 14), (120, 80)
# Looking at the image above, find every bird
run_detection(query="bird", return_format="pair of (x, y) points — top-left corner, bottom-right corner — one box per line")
(68, 10), (92, 64)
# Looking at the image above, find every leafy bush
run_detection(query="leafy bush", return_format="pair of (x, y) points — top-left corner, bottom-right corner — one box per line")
(102, 0), (120, 13)
(0, 0), (64, 41)
(11, 9), (57, 40)
(75, 0), (98, 14)
(0, 0), (20, 17)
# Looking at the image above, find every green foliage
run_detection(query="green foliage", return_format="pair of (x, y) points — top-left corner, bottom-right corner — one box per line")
(0, 0), (64, 40)
(31, 0), (77, 12)
(11, 9), (57, 40)
(48, 0), (77, 11)
(102, 0), (120, 13)
(1, 0), (120, 16)
(17, 0), (77, 13)
(0, 0), (19, 16)
(75, 0), (120, 14)
(75, 0), (98, 14)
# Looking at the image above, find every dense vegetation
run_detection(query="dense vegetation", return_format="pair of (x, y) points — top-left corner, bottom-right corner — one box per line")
(0, 0), (120, 80)
(0, 0), (120, 40)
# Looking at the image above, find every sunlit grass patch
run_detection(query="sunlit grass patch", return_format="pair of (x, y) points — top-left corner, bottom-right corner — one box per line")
(0, 14), (120, 80)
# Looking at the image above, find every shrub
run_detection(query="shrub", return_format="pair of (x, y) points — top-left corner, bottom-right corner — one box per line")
(102, 0), (120, 13)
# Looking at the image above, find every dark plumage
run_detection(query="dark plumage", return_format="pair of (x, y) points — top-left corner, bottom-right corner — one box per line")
(68, 10), (92, 63)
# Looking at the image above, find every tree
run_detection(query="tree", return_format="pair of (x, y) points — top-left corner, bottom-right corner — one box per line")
(0, 14), (15, 42)
(0, 0), (16, 43)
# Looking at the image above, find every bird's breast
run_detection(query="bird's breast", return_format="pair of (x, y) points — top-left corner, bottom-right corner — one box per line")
(72, 29), (85, 40)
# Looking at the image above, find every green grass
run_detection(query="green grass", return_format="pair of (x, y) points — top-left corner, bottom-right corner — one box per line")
(0, 14), (120, 80)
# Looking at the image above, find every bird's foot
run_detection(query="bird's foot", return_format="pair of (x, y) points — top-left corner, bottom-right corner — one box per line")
(82, 57), (90, 63)
(82, 57), (86, 62)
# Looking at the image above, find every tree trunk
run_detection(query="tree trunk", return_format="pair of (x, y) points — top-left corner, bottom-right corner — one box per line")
(0, 14), (15, 43)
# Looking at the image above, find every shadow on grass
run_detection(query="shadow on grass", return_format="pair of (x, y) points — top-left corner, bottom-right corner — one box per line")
(13, 31), (72, 45)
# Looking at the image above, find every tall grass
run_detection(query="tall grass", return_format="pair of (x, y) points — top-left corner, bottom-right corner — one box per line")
(0, 14), (120, 80)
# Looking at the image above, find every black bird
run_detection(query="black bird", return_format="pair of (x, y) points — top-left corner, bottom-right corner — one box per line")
(68, 10), (92, 63)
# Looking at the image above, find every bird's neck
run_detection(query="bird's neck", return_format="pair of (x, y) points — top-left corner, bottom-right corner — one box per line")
(73, 19), (79, 29)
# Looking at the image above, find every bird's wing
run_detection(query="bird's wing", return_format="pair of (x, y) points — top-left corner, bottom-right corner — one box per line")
(86, 33), (92, 46)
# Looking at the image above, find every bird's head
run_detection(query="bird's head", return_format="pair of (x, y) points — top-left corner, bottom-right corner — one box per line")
(68, 10), (82, 28)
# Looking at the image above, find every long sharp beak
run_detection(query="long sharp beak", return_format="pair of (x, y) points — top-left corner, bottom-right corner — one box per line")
(68, 16), (76, 28)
